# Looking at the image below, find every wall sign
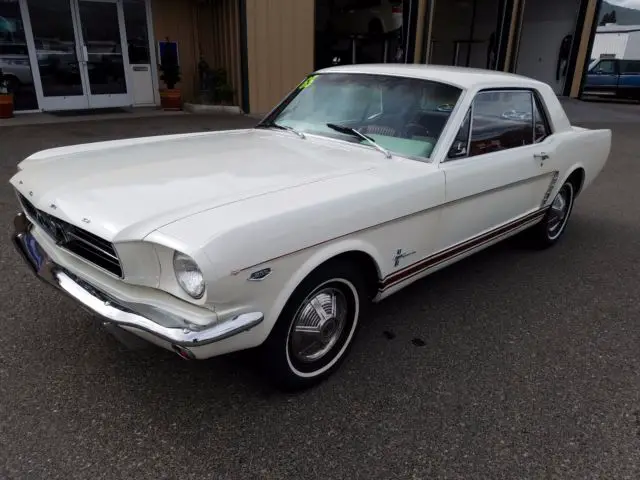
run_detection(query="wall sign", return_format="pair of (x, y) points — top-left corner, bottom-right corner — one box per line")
(158, 40), (179, 66)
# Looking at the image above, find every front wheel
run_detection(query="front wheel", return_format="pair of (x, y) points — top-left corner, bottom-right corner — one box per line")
(527, 181), (575, 248)
(260, 260), (368, 391)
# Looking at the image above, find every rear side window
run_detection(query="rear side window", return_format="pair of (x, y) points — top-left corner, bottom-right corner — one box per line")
(621, 60), (640, 74)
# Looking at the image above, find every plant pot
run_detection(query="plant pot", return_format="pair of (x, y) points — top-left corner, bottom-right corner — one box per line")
(0, 93), (14, 119)
(160, 88), (182, 111)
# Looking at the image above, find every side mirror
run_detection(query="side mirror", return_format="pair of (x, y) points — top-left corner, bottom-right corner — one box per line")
(448, 140), (468, 159)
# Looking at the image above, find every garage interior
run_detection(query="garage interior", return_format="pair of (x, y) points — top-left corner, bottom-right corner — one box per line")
(314, 0), (409, 69)
(514, 0), (582, 95)
(426, 0), (503, 69)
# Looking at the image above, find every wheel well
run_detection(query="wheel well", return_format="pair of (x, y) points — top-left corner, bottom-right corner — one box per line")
(323, 251), (381, 299)
(566, 168), (585, 197)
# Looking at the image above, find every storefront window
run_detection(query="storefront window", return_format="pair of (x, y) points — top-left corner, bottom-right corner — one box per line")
(124, 0), (150, 64)
(0, 0), (37, 110)
(27, 0), (84, 98)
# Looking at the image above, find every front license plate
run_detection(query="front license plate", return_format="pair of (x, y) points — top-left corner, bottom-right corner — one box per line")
(22, 232), (46, 271)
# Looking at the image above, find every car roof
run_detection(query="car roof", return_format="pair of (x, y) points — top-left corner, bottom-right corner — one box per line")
(315, 64), (546, 90)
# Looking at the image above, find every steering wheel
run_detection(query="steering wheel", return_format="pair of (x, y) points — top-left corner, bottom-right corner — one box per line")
(404, 122), (431, 139)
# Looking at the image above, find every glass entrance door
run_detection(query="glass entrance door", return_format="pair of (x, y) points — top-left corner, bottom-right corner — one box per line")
(77, 0), (130, 108)
(26, 0), (87, 110)
(24, 0), (131, 111)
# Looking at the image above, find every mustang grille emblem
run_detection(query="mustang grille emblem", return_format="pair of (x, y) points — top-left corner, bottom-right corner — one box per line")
(37, 212), (68, 244)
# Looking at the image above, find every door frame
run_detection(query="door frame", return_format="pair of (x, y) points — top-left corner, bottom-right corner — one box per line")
(78, 0), (133, 109)
(17, 0), (137, 111)
(143, 0), (161, 106)
(18, 0), (89, 111)
(434, 87), (555, 250)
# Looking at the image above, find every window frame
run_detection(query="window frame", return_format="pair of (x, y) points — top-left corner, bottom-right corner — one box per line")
(621, 60), (640, 75)
(590, 59), (618, 75)
(532, 90), (552, 144)
(258, 72), (465, 163)
(444, 87), (554, 163)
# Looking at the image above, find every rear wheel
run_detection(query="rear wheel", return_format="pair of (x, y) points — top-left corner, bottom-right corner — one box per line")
(527, 181), (575, 248)
(260, 260), (368, 391)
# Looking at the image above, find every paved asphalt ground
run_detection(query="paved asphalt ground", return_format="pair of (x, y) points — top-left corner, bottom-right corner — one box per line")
(1, 103), (640, 479)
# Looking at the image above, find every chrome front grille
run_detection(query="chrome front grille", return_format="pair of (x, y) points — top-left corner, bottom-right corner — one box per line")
(18, 194), (123, 278)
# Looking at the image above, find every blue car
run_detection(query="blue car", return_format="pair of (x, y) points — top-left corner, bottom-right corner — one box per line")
(582, 58), (640, 100)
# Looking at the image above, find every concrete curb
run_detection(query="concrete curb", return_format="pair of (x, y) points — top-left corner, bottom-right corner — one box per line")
(184, 103), (243, 115)
(0, 108), (188, 128)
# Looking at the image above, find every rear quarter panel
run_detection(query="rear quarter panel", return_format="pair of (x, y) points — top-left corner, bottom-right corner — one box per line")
(548, 126), (611, 201)
(538, 83), (611, 198)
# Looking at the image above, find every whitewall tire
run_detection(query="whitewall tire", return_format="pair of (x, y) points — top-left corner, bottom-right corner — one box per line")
(528, 181), (575, 248)
(260, 260), (368, 391)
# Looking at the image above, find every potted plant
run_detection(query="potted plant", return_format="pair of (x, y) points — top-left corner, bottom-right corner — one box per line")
(208, 68), (235, 105)
(0, 68), (15, 119)
(159, 41), (182, 110)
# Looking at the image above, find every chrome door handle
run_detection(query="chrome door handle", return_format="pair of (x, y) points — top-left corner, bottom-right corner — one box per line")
(534, 152), (550, 161)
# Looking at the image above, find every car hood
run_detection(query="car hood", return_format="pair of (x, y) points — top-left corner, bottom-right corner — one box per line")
(10, 129), (380, 242)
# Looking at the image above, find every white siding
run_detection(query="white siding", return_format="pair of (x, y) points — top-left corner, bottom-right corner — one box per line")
(623, 31), (640, 59)
(591, 32), (629, 58)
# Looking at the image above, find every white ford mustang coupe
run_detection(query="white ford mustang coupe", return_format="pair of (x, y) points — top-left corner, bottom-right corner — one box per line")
(11, 65), (611, 390)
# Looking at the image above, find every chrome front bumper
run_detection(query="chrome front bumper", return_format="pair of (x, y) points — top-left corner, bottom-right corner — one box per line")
(12, 213), (264, 350)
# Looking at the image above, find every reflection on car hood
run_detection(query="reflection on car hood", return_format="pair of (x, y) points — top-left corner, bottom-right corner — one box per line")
(10, 129), (381, 242)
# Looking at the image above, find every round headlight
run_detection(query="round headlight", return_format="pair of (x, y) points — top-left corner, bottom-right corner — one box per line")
(173, 251), (205, 299)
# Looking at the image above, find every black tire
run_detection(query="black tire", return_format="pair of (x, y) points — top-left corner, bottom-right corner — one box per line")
(260, 260), (368, 391)
(527, 181), (575, 249)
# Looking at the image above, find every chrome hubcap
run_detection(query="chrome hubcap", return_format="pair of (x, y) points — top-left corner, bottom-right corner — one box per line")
(547, 187), (570, 238)
(290, 287), (348, 363)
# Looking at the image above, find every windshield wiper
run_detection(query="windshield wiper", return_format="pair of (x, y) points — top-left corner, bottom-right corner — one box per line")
(258, 122), (306, 139)
(326, 123), (392, 158)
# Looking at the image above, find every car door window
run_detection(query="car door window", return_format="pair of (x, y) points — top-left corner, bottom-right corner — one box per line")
(621, 60), (640, 74)
(448, 107), (471, 159)
(466, 90), (534, 157)
(593, 60), (616, 74)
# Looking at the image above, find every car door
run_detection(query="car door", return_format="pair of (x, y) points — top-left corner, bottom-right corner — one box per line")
(436, 89), (555, 253)
(585, 59), (619, 96)
(618, 60), (640, 99)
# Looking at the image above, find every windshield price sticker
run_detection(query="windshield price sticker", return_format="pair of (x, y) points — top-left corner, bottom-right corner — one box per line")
(298, 75), (317, 90)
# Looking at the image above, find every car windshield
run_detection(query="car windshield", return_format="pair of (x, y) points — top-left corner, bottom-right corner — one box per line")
(260, 73), (463, 160)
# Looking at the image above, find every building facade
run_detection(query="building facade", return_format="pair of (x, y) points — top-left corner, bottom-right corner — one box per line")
(592, 23), (640, 59)
(0, 0), (603, 115)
